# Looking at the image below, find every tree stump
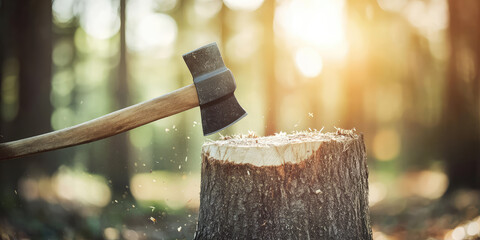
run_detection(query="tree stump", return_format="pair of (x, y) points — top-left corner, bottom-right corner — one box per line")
(194, 130), (372, 240)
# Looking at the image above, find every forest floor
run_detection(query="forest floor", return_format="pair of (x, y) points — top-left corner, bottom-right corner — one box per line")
(0, 189), (479, 239)
(370, 189), (480, 240)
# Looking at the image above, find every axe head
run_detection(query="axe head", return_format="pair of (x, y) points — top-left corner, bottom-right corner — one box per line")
(183, 43), (247, 136)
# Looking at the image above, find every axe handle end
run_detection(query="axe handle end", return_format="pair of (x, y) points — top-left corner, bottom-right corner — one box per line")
(0, 84), (199, 161)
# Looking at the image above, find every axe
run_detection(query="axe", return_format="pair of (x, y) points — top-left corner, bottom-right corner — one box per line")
(0, 43), (247, 160)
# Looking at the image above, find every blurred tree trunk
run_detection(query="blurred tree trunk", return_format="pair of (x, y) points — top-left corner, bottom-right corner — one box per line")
(262, 0), (277, 136)
(0, 0), (52, 204)
(444, 0), (480, 190)
(14, 0), (53, 143)
(343, 0), (367, 130)
(0, 0), (7, 134)
(0, 0), (12, 207)
(1, 1), (53, 160)
(109, 0), (131, 198)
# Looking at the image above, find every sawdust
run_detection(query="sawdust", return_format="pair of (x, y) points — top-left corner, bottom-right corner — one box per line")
(335, 127), (357, 137)
(209, 128), (359, 148)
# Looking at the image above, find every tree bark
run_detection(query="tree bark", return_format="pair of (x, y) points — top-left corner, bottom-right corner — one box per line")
(443, 0), (480, 190)
(195, 130), (372, 240)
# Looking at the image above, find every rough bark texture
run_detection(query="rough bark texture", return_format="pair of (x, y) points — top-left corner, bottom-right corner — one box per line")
(194, 131), (372, 240)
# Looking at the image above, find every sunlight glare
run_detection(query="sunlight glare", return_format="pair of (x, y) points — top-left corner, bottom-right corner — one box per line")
(372, 231), (391, 240)
(79, 0), (120, 39)
(53, 166), (111, 207)
(195, 0), (223, 18)
(377, 0), (407, 12)
(415, 170), (448, 199)
(467, 222), (480, 236)
(131, 171), (200, 210)
(53, 0), (76, 23)
(403, 0), (448, 34)
(400, 170), (448, 199)
(104, 228), (120, 240)
(223, 0), (264, 11)
(275, 0), (348, 59)
(294, 47), (323, 78)
(18, 166), (111, 208)
(127, 13), (178, 54)
(452, 227), (466, 240)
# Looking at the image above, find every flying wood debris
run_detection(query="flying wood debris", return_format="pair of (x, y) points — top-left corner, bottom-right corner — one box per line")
(220, 131), (258, 140)
(335, 127), (357, 137)
(214, 128), (353, 145)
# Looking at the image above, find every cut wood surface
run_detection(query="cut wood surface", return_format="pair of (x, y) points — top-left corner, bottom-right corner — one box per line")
(195, 129), (372, 240)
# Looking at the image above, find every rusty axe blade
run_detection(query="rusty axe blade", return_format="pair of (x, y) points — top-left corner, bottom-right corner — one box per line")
(183, 43), (247, 135)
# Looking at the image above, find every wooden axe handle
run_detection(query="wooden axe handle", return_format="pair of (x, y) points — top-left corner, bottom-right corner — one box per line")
(0, 84), (199, 160)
